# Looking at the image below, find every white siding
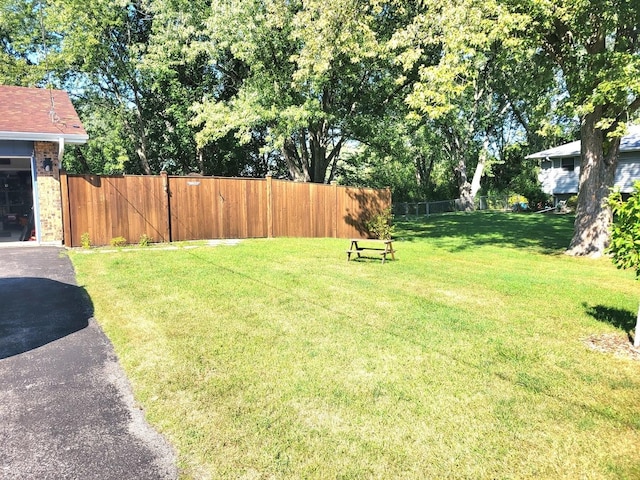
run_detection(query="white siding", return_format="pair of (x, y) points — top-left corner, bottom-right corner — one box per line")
(614, 153), (640, 193)
(538, 156), (580, 195)
(539, 152), (640, 195)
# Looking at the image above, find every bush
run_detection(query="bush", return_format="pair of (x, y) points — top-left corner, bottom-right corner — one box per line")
(508, 194), (528, 212)
(138, 233), (150, 247)
(110, 236), (127, 247)
(522, 188), (552, 211)
(607, 183), (640, 347)
(566, 195), (578, 210)
(80, 232), (91, 249)
(365, 208), (395, 239)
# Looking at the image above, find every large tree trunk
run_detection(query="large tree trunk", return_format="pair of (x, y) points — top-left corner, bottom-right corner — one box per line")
(455, 157), (474, 211)
(566, 111), (618, 257)
(283, 123), (342, 184)
(470, 138), (489, 198)
(283, 137), (310, 182)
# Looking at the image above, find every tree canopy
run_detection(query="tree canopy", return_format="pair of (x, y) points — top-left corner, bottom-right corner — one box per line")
(2, 0), (639, 253)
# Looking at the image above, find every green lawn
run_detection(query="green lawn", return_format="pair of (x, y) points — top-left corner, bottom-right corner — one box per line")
(70, 212), (640, 479)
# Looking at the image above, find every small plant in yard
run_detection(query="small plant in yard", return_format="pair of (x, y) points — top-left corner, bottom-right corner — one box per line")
(80, 232), (91, 249)
(608, 183), (640, 346)
(110, 236), (127, 248)
(365, 207), (395, 239)
(508, 193), (528, 211)
(138, 233), (150, 247)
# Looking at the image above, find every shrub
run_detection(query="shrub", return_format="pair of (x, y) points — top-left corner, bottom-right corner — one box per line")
(365, 208), (395, 239)
(607, 183), (640, 347)
(80, 232), (91, 249)
(139, 233), (151, 247)
(522, 188), (552, 211)
(508, 194), (528, 212)
(566, 195), (578, 210)
(110, 236), (127, 247)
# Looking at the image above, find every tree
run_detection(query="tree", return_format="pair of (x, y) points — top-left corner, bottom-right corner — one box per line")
(395, 0), (536, 209)
(499, 0), (640, 256)
(608, 183), (640, 347)
(191, 0), (418, 184)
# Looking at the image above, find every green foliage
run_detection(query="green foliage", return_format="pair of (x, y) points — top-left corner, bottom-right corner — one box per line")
(138, 234), (150, 247)
(80, 232), (91, 249)
(608, 183), (640, 277)
(191, 0), (415, 183)
(566, 195), (578, 210)
(365, 208), (395, 240)
(110, 236), (127, 248)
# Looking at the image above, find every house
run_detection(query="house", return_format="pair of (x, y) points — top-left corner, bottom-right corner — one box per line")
(527, 125), (640, 203)
(0, 85), (88, 244)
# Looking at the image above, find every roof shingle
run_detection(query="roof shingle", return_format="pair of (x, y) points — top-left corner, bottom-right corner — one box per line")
(0, 85), (87, 141)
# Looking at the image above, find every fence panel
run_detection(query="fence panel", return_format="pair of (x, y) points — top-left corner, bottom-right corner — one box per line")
(392, 196), (510, 218)
(270, 180), (343, 237)
(63, 174), (167, 247)
(168, 176), (268, 241)
(337, 186), (391, 239)
(63, 174), (391, 246)
(271, 179), (308, 237)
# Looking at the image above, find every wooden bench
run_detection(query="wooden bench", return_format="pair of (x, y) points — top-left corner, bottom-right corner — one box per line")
(346, 239), (396, 264)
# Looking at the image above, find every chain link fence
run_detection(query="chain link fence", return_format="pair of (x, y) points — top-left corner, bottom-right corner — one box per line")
(392, 196), (511, 218)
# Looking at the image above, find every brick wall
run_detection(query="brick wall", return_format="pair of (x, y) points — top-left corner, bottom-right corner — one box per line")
(34, 141), (63, 243)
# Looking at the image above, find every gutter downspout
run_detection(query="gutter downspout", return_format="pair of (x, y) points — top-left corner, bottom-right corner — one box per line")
(58, 136), (65, 166)
(31, 154), (41, 243)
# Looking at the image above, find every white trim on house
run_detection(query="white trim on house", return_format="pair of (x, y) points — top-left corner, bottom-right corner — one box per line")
(0, 131), (88, 145)
(527, 125), (640, 160)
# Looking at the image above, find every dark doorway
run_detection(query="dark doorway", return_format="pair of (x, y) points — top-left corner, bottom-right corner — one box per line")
(0, 163), (34, 243)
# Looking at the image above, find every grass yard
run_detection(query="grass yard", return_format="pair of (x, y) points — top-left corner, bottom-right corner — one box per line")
(69, 212), (640, 479)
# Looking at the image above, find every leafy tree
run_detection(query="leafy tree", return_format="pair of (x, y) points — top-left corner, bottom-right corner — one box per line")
(391, 0), (555, 209)
(607, 183), (640, 347)
(191, 0), (419, 184)
(0, 0), (57, 85)
(499, 0), (640, 256)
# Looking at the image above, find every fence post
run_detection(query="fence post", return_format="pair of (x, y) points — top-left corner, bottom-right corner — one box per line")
(332, 181), (338, 238)
(266, 173), (273, 238)
(59, 170), (73, 246)
(161, 171), (172, 242)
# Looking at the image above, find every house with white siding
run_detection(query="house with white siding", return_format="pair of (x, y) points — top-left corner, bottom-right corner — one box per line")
(527, 125), (640, 203)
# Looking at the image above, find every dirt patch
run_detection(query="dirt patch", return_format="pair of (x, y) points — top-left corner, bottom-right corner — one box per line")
(583, 333), (640, 362)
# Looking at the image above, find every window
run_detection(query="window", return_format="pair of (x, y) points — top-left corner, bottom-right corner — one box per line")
(561, 158), (575, 171)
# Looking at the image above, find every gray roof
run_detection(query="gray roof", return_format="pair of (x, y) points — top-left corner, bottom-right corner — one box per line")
(527, 125), (640, 159)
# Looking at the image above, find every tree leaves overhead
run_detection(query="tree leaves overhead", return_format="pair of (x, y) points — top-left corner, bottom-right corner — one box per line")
(191, 0), (416, 183)
(2, 0), (639, 256)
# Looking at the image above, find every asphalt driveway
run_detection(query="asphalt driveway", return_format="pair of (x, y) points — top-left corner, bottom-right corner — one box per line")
(0, 246), (177, 479)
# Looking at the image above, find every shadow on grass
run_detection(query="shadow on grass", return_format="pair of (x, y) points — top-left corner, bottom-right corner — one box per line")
(585, 304), (637, 338)
(394, 211), (575, 254)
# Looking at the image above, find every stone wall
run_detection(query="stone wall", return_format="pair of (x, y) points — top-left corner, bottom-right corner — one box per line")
(33, 141), (63, 243)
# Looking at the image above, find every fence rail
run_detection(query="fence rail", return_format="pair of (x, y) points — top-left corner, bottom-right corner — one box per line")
(392, 196), (510, 218)
(60, 172), (391, 247)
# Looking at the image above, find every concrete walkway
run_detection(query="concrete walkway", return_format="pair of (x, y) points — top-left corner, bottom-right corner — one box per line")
(0, 247), (177, 479)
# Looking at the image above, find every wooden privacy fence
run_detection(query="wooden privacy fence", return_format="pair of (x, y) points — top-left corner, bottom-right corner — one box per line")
(60, 172), (391, 247)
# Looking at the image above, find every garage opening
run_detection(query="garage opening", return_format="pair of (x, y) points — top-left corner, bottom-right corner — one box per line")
(0, 157), (35, 243)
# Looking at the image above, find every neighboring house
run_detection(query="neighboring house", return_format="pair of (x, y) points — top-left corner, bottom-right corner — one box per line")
(527, 125), (640, 203)
(0, 85), (88, 244)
